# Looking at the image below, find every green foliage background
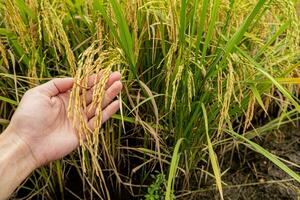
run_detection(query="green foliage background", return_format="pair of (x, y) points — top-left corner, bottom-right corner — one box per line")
(0, 0), (299, 199)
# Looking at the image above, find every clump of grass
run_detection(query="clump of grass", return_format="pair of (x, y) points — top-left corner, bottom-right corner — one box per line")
(0, 0), (300, 199)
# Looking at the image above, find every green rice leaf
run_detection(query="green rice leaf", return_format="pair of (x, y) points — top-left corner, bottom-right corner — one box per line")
(195, 0), (209, 61)
(226, 129), (300, 183)
(200, 0), (221, 65)
(165, 138), (185, 200)
(250, 84), (268, 114)
(179, 0), (187, 47)
(0, 96), (18, 105)
(202, 103), (224, 200)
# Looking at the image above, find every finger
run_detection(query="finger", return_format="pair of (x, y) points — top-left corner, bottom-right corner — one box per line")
(88, 100), (120, 130)
(101, 80), (123, 108)
(86, 73), (100, 89)
(86, 71), (121, 89)
(84, 72), (122, 105)
(86, 81), (122, 119)
(36, 78), (74, 97)
(104, 71), (121, 90)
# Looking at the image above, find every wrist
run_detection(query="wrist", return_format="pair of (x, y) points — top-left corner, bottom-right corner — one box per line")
(0, 129), (37, 199)
(1, 128), (38, 170)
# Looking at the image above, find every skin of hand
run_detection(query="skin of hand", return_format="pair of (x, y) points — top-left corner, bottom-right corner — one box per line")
(0, 71), (122, 199)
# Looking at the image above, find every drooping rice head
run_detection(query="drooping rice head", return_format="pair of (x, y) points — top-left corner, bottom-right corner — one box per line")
(67, 40), (125, 199)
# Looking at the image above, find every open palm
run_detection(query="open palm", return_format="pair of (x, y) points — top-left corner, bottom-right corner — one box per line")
(6, 72), (122, 167)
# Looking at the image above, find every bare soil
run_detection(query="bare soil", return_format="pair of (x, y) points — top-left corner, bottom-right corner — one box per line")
(190, 125), (300, 200)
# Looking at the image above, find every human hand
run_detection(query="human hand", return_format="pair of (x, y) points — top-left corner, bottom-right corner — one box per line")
(3, 71), (122, 168)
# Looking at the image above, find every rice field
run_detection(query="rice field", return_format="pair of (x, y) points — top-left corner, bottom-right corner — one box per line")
(0, 0), (300, 199)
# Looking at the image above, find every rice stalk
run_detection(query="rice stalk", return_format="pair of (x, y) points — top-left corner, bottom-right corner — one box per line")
(3, 0), (29, 52)
(0, 39), (8, 69)
(218, 58), (234, 136)
(40, 0), (76, 75)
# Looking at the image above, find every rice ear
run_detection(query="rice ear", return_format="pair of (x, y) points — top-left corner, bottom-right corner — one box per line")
(67, 41), (125, 200)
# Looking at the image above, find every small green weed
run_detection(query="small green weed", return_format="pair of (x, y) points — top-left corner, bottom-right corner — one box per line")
(145, 173), (172, 200)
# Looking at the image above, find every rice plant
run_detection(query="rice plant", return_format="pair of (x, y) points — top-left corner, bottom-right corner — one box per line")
(0, 0), (299, 199)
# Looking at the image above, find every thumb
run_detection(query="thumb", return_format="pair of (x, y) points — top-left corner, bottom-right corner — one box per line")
(36, 78), (74, 97)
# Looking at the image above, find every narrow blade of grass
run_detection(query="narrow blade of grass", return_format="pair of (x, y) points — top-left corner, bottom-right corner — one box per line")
(200, 0), (220, 65)
(250, 84), (268, 114)
(225, 129), (300, 183)
(179, 0), (187, 47)
(0, 118), (9, 125)
(195, 0), (209, 61)
(0, 95), (18, 105)
(165, 138), (185, 200)
(202, 103), (224, 200)
(276, 78), (300, 84)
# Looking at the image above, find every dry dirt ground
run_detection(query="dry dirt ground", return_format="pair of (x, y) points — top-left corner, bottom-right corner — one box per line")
(192, 125), (300, 200)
